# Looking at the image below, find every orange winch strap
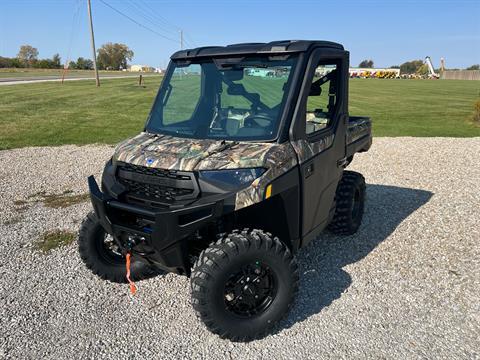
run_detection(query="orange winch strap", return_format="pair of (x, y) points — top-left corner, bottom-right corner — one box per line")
(125, 253), (137, 295)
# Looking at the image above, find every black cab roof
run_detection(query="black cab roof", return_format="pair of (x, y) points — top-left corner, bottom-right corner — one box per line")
(171, 40), (344, 60)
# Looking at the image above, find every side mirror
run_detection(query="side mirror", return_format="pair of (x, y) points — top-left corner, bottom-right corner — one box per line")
(309, 84), (322, 96)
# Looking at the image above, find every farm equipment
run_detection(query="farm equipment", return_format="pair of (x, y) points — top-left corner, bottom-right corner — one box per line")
(425, 56), (440, 79)
(78, 40), (372, 341)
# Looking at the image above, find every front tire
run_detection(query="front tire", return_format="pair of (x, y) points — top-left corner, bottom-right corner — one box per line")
(78, 211), (159, 283)
(328, 170), (366, 235)
(191, 229), (298, 341)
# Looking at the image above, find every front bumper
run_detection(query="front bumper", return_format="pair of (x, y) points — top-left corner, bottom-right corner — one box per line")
(88, 176), (226, 275)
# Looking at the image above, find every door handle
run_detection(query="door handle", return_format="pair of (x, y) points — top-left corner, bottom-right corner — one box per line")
(305, 163), (314, 178)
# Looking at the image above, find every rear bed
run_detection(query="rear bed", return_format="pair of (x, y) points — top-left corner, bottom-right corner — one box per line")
(346, 116), (372, 157)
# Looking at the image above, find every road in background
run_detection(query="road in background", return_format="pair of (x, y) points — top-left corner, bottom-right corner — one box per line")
(0, 73), (159, 86)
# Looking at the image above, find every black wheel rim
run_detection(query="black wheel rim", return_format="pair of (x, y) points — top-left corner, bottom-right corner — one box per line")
(351, 188), (361, 221)
(223, 262), (277, 317)
(95, 231), (125, 265)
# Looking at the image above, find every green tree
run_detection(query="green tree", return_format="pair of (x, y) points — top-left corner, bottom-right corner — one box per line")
(400, 60), (424, 74)
(0, 56), (23, 68)
(96, 43), (133, 70)
(466, 64), (480, 70)
(359, 59), (374, 68)
(17, 45), (39, 67)
(34, 59), (53, 69)
(52, 53), (61, 68)
(70, 57), (94, 70)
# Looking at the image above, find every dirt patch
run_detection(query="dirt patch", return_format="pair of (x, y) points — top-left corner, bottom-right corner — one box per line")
(34, 229), (76, 253)
(41, 193), (90, 209)
(3, 215), (24, 226)
(15, 190), (90, 209)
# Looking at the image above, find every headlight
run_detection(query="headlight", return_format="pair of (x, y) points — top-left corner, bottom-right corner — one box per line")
(199, 168), (266, 187)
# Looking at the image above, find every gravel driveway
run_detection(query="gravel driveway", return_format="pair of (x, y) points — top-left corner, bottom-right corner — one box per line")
(1, 138), (479, 359)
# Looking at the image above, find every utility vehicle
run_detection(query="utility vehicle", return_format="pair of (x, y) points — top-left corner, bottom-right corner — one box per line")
(79, 40), (372, 341)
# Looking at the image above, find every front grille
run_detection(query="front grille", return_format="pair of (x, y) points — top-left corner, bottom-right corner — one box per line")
(116, 162), (198, 204)
(119, 162), (191, 180)
(120, 178), (194, 201)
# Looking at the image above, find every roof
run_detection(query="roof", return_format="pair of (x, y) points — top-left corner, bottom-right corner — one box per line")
(171, 40), (344, 60)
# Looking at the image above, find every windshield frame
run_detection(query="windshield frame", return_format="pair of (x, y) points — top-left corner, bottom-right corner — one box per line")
(144, 54), (304, 143)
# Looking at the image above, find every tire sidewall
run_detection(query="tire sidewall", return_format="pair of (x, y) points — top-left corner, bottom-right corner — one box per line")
(79, 212), (147, 282)
(350, 179), (366, 230)
(204, 248), (295, 335)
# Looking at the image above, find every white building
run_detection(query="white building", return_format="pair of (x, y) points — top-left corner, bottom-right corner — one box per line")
(129, 65), (155, 72)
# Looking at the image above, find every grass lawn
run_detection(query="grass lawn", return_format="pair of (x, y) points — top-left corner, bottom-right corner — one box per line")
(0, 77), (162, 149)
(350, 79), (480, 137)
(0, 77), (479, 150)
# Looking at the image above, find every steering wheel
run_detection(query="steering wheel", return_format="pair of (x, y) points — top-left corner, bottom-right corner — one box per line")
(244, 112), (273, 128)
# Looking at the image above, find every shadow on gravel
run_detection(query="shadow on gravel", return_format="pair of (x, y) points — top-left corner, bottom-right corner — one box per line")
(280, 184), (433, 331)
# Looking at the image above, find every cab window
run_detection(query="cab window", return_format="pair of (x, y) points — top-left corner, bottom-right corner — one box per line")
(305, 64), (338, 135)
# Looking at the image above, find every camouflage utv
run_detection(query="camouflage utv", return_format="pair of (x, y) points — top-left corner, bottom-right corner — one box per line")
(79, 40), (372, 341)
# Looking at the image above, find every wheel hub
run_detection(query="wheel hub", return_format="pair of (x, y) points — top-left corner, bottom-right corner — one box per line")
(224, 262), (277, 317)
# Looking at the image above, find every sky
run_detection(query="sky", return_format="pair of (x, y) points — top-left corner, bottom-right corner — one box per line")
(0, 0), (479, 69)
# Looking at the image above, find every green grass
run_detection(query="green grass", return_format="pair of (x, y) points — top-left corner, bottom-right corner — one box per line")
(34, 229), (76, 253)
(0, 77), (479, 150)
(349, 79), (480, 137)
(0, 77), (162, 149)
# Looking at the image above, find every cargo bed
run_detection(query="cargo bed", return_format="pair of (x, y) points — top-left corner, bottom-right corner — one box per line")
(346, 116), (372, 157)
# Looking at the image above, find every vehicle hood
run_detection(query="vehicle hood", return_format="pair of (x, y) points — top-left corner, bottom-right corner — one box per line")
(113, 132), (297, 172)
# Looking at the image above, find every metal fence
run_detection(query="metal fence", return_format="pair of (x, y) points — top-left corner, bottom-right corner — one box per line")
(441, 70), (480, 80)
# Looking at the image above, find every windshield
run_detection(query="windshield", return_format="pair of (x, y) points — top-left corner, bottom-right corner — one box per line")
(146, 55), (299, 141)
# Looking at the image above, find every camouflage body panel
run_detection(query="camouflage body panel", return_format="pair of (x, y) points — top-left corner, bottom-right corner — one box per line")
(114, 132), (278, 171)
(234, 142), (298, 210)
(113, 132), (299, 210)
(291, 134), (335, 164)
(347, 117), (371, 144)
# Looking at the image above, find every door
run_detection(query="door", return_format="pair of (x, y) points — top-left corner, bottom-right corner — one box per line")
(290, 49), (348, 244)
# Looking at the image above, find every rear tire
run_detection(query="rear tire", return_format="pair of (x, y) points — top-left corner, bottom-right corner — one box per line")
(78, 211), (160, 283)
(191, 229), (298, 341)
(328, 171), (366, 235)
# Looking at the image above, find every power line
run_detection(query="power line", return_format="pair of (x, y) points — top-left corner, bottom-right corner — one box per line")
(183, 32), (199, 48)
(97, 0), (179, 44)
(65, 0), (82, 65)
(137, 0), (181, 31)
(135, 0), (199, 48)
(124, 0), (180, 37)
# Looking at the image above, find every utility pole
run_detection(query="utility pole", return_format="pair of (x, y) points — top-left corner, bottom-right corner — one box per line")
(180, 29), (184, 50)
(87, 0), (100, 87)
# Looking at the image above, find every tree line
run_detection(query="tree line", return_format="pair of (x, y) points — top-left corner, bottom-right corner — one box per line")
(0, 43), (134, 71)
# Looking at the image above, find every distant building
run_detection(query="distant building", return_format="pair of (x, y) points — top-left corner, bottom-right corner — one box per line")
(129, 65), (155, 72)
